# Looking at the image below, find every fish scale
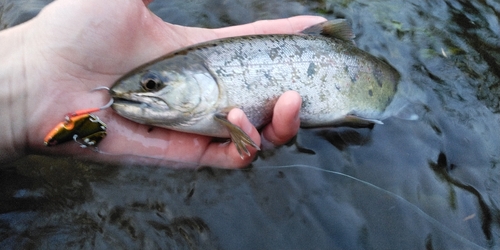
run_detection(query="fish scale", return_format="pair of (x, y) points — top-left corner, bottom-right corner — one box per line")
(195, 34), (398, 127)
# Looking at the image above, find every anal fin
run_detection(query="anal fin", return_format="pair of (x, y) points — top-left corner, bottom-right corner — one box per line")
(344, 114), (384, 126)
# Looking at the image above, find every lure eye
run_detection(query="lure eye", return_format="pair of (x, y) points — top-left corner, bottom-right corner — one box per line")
(140, 72), (165, 91)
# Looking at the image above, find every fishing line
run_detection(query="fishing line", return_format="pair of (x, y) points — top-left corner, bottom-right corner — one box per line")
(254, 164), (486, 250)
(89, 140), (486, 248)
(83, 148), (487, 248)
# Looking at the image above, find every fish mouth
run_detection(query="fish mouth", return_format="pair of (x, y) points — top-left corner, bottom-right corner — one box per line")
(110, 96), (155, 112)
(112, 97), (145, 106)
(113, 97), (143, 105)
(110, 91), (169, 110)
(109, 90), (151, 108)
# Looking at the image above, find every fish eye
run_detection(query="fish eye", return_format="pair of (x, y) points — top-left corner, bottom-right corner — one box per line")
(140, 72), (165, 91)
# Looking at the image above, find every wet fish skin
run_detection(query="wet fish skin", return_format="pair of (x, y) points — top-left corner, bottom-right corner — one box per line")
(110, 20), (400, 156)
(199, 34), (399, 127)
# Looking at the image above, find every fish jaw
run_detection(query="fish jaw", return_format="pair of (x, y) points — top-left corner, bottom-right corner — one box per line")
(110, 91), (187, 126)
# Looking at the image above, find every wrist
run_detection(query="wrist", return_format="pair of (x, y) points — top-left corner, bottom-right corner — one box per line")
(0, 24), (31, 162)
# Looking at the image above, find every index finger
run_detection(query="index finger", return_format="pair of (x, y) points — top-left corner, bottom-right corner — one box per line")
(213, 16), (327, 38)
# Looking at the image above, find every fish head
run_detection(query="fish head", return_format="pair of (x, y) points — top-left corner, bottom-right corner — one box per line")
(110, 55), (220, 127)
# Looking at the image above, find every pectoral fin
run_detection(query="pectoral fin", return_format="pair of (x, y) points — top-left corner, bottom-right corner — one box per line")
(214, 114), (260, 158)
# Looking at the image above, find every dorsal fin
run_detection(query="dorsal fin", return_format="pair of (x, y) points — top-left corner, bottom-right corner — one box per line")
(301, 19), (355, 43)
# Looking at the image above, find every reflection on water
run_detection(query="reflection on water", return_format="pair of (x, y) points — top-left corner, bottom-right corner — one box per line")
(1, 0), (500, 249)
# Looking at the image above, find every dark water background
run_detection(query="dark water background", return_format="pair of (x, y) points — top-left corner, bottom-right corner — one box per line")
(2, 0), (500, 249)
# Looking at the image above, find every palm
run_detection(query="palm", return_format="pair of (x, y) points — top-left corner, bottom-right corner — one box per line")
(28, 0), (323, 168)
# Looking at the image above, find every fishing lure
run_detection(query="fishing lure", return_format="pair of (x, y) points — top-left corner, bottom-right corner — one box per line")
(44, 87), (113, 149)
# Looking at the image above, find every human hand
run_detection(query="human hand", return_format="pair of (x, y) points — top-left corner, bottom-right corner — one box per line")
(4, 0), (326, 168)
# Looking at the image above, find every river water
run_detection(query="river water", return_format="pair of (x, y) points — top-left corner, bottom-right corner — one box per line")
(1, 0), (500, 249)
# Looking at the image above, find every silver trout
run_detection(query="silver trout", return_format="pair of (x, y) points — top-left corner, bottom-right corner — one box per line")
(110, 20), (400, 156)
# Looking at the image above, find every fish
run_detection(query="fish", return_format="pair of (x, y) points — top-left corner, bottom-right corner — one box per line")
(110, 19), (400, 156)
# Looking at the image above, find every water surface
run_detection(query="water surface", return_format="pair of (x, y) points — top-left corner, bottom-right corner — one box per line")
(1, 0), (500, 249)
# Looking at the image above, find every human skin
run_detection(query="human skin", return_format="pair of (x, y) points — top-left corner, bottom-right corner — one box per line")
(0, 0), (326, 168)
